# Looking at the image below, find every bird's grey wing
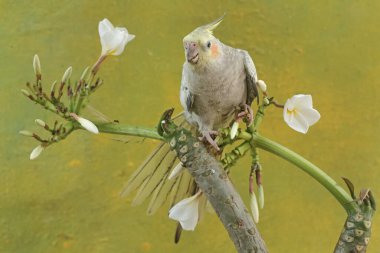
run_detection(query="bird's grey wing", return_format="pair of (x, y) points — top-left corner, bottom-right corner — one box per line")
(240, 50), (259, 105)
(180, 67), (195, 113)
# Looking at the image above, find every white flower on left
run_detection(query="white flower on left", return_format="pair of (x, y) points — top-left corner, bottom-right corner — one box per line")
(169, 191), (202, 231)
(70, 113), (99, 134)
(283, 94), (321, 134)
(99, 18), (135, 56)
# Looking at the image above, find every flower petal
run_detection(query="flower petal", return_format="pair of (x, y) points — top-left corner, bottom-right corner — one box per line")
(169, 191), (201, 230)
(30, 145), (44, 160)
(297, 107), (321, 126)
(178, 216), (198, 231)
(126, 33), (135, 43)
(98, 18), (114, 37)
(292, 94), (312, 108)
(287, 111), (309, 134)
(100, 30), (125, 55)
(283, 98), (294, 124)
(169, 193), (200, 220)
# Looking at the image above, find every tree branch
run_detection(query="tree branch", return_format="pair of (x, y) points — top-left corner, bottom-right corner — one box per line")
(158, 109), (268, 253)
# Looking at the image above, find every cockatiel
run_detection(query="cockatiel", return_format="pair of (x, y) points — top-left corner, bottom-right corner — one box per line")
(121, 15), (261, 243)
(180, 15), (259, 150)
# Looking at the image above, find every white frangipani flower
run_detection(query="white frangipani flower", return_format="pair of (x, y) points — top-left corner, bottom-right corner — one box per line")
(30, 145), (44, 160)
(168, 162), (184, 180)
(98, 18), (135, 56)
(169, 191), (202, 231)
(283, 94), (320, 134)
(70, 113), (99, 134)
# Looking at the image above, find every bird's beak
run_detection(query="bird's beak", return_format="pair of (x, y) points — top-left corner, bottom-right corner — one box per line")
(185, 41), (199, 64)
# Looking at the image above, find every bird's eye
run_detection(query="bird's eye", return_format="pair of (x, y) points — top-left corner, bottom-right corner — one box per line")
(207, 41), (211, 48)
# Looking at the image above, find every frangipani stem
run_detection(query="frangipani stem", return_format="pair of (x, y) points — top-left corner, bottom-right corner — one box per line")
(251, 133), (356, 214)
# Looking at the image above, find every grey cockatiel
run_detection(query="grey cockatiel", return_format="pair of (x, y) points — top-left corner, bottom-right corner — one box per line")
(180, 15), (259, 150)
(121, 15), (261, 242)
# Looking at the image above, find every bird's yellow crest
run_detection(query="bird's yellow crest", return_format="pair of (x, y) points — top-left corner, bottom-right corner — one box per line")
(184, 14), (225, 42)
(198, 14), (225, 35)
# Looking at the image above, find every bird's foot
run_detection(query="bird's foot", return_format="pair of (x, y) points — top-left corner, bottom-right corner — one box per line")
(199, 130), (220, 151)
(236, 104), (254, 126)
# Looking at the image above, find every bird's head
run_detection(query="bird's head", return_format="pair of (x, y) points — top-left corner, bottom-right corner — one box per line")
(183, 15), (224, 67)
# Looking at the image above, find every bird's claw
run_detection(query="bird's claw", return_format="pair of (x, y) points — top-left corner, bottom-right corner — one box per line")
(199, 130), (220, 151)
(236, 104), (253, 127)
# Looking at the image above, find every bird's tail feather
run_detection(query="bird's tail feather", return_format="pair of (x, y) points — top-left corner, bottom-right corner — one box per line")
(121, 113), (203, 216)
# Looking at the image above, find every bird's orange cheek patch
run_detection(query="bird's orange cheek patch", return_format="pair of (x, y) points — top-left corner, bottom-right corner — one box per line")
(211, 44), (219, 57)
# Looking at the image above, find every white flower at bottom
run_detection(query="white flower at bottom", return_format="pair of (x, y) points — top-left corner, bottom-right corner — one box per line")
(169, 191), (202, 231)
(283, 94), (320, 134)
(70, 113), (99, 134)
(30, 145), (44, 160)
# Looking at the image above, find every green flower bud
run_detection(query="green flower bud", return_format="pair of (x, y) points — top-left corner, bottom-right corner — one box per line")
(61, 66), (72, 83)
(35, 119), (46, 128)
(19, 130), (33, 137)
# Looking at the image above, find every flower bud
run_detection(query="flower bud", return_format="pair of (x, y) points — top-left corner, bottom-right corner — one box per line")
(168, 162), (184, 180)
(230, 121), (239, 139)
(33, 54), (41, 78)
(21, 89), (30, 97)
(50, 80), (57, 93)
(35, 119), (46, 128)
(257, 80), (267, 92)
(19, 130), (33, 137)
(250, 191), (259, 223)
(30, 145), (44, 160)
(61, 66), (72, 84)
(80, 66), (90, 81)
(70, 113), (99, 134)
(258, 184), (264, 209)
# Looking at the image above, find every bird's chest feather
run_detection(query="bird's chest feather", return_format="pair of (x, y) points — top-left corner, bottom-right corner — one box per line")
(189, 62), (246, 113)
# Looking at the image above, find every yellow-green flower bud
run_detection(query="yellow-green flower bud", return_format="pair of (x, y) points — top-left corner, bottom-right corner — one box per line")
(258, 184), (264, 209)
(21, 89), (30, 97)
(80, 66), (90, 81)
(19, 130), (33, 137)
(33, 54), (41, 78)
(35, 119), (46, 128)
(61, 66), (72, 83)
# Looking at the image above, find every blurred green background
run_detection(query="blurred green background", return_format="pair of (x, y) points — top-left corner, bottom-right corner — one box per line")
(0, 0), (379, 252)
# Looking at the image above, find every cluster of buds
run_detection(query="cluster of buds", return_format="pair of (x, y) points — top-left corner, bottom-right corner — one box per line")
(20, 19), (135, 160)
(20, 55), (103, 159)
(19, 119), (73, 159)
(249, 162), (264, 223)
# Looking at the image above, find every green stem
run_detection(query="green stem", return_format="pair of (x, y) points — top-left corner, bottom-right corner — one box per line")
(97, 123), (163, 141)
(252, 133), (357, 214)
(94, 120), (356, 214)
